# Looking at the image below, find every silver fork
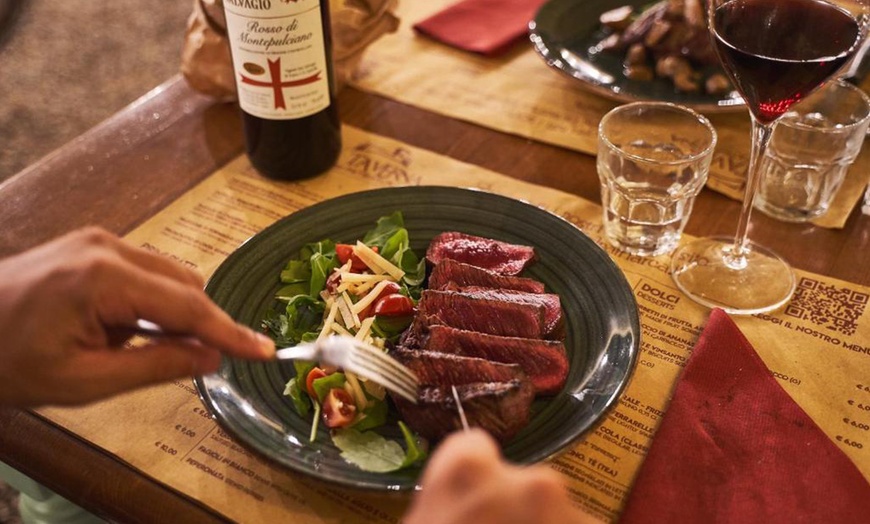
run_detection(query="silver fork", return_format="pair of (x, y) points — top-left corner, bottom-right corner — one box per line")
(133, 320), (419, 403)
(276, 335), (419, 403)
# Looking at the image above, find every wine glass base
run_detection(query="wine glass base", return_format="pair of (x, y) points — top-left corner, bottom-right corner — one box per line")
(670, 236), (796, 315)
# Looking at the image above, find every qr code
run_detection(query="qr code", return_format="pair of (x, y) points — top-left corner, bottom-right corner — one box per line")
(785, 277), (868, 336)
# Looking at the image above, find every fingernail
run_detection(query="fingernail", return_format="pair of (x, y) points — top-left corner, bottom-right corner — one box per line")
(256, 332), (276, 358)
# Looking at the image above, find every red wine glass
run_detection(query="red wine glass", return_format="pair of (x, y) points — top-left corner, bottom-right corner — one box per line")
(671, 0), (869, 314)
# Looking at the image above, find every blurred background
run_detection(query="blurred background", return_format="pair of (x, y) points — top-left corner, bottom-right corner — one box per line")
(0, 0), (197, 520)
(0, 0), (194, 183)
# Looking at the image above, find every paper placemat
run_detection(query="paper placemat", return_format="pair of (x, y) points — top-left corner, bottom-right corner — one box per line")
(347, 0), (870, 228)
(38, 126), (870, 523)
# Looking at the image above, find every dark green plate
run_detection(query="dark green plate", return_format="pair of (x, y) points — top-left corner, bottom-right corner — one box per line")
(194, 186), (640, 490)
(529, 0), (745, 112)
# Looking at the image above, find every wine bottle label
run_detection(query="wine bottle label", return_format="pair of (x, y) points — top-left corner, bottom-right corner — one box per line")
(223, 0), (330, 120)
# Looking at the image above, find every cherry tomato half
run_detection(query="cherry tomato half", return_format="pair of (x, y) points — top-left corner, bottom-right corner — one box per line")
(358, 281), (402, 319)
(335, 244), (378, 273)
(372, 293), (415, 317)
(322, 388), (357, 428)
(305, 367), (327, 398)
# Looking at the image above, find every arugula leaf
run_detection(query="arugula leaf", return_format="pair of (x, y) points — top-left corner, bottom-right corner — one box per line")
(261, 310), (294, 347)
(283, 377), (310, 417)
(380, 226), (408, 262)
(398, 250), (426, 289)
(331, 422), (428, 472)
(281, 295), (326, 344)
(331, 429), (406, 473)
(283, 360), (316, 417)
(372, 315), (414, 340)
(351, 398), (388, 432)
(398, 421), (427, 468)
(362, 211), (406, 249)
(300, 240), (336, 260)
(362, 212), (426, 288)
(311, 372), (346, 403)
(309, 252), (337, 297)
(280, 259), (311, 285)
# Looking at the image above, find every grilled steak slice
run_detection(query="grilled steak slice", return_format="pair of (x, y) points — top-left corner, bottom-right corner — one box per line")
(391, 381), (535, 443)
(420, 325), (569, 395)
(426, 232), (536, 276)
(415, 289), (547, 339)
(428, 259), (546, 294)
(392, 348), (527, 385)
(441, 286), (564, 340)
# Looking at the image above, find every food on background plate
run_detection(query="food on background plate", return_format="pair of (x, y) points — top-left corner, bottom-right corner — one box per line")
(597, 0), (732, 95)
(264, 217), (568, 470)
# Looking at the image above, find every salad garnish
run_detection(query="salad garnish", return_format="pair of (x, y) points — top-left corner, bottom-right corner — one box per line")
(264, 211), (428, 472)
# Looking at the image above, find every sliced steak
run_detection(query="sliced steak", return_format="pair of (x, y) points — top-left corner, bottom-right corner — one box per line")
(442, 286), (564, 340)
(391, 348), (527, 385)
(391, 381), (535, 443)
(420, 325), (569, 395)
(428, 259), (546, 294)
(426, 232), (536, 276)
(415, 289), (547, 339)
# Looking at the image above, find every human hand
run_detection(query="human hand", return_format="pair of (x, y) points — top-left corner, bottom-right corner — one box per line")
(404, 429), (597, 524)
(0, 228), (275, 407)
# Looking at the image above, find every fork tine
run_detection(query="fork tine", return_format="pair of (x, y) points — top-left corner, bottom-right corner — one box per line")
(280, 335), (420, 403)
(352, 366), (418, 403)
(348, 354), (418, 403)
(350, 340), (419, 386)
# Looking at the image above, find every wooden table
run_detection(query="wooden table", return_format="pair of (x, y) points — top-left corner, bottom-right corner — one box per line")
(1, 75), (869, 522)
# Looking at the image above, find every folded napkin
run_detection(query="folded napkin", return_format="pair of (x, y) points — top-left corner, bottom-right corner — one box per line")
(619, 308), (870, 523)
(413, 0), (547, 56)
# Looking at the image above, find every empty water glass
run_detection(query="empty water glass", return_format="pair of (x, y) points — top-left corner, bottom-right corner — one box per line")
(597, 102), (717, 256)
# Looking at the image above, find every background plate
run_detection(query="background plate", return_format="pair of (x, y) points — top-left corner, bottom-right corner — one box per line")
(194, 186), (640, 490)
(530, 0), (745, 112)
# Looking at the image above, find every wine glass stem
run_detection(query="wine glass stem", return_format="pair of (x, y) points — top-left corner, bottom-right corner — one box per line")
(728, 116), (774, 268)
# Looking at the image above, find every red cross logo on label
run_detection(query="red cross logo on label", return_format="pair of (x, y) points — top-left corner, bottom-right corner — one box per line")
(240, 58), (321, 109)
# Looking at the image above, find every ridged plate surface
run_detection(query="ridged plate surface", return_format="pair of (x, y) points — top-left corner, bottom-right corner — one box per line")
(194, 186), (640, 490)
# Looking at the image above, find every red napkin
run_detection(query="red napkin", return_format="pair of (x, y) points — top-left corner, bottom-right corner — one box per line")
(619, 308), (870, 523)
(413, 0), (548, 56)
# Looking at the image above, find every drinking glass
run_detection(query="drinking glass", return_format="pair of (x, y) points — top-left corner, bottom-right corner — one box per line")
(670, 0), (869, 314)
(597, 102), (717, 257)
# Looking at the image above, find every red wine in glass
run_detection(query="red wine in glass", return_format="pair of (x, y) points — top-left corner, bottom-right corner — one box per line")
(712, 0), (861, 123)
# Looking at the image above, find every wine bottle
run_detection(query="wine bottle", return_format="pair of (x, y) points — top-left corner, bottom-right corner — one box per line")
(222, 0), (341, 180)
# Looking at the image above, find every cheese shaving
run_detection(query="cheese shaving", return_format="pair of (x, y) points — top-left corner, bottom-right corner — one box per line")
(336, 292), (357, 329)
(354, 241), (405, 280)
(331, 323), (353, 337)
(356, 316), (375, 342)
(340, 273), (392, 284)
(345, 372), (368, 410)
(318, 301), (339, 341)
(342, 292), (361, 328)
